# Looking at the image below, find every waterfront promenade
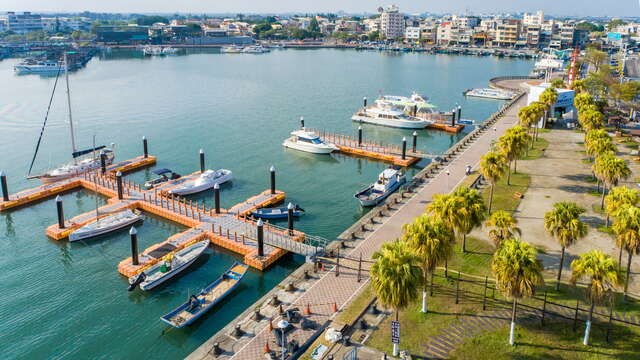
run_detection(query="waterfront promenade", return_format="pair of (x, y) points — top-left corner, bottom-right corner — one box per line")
(187, 79), (527, 360)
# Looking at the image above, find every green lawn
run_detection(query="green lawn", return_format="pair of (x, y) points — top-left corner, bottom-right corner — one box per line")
(482, 171), (531, 214)
(334, 284), (375, 325)
(451, 320), (640, 360)
(522, 137), (550, 161)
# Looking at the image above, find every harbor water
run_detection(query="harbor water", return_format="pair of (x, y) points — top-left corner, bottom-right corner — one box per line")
(0, 48), (533, 359)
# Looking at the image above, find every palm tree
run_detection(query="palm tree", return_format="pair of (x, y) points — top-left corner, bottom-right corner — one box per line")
(579, 109), (605, 131)
(508, 126), (531, 173)
(485, 210), (521, 248)
(402, 216), (454, 313)
(517, 105), (539, 149)
(544, 202), (588, 291)
(574, 92), (594, 112)
(570, 79), (587, 95)
(593, 153), (631, 208)
(453, 186), (487, 253)
(571, 250), (623, 345)
(611, 205), (640, 301)
(528, 102), (547, 142)
(492, 238), (544, 345)
(604, 186), (639, 226)
(539, 88), (558, 131)
(550, 78), (565, 89)
(370, 240), (422, 356)
(427, 192), (461, 276)
(498, 127), (529, 185)
(480, 151), (508, 214)
(585, 130), (615, 162)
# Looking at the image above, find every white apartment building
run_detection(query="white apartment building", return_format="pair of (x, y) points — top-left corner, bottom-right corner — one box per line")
(454, 16), (480, 29)
(404, 26), (420, 40)
(523, 11), (544, 26)
(380, 5), (405, 39)
(363, 18), (380, 33)
(4, 11), (43, 34)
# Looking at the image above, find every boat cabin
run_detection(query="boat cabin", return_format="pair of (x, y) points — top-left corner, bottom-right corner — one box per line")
(373, 169), (401, 192)
(291, 130), (323, 144)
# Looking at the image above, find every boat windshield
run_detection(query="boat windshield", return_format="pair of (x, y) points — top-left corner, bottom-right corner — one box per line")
(298, 136), (322, 144)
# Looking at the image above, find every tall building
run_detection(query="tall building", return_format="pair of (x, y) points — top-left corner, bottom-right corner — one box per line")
(495, 19), (522, 47)
(523, 11), (544, 26)
(6, 11), (43, 34)
(380, 5), (405, 39)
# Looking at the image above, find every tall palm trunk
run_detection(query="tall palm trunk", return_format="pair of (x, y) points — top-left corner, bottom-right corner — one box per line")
(488, 184), (495, 214)
(444, 258), (448, 278)
(606, 213), (610, 227)
(421, 268), (428, 313)
(509, 299), (518, 345)
(514, 159), (518, 173)
(462, 233), (467, 253)
(507, 160), (512, 185)
(583, 302), (595, 345)
(619, 246), (624, 272)
(624, 252), (633, 302)
(556, 246), (566, 291)
(600, 184), (607, 208)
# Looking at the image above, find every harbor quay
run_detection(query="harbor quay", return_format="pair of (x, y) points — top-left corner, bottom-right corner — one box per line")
(187, 78), (529, 360)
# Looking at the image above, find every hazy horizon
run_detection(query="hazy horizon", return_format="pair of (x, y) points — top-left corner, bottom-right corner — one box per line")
(1, 0), (639, 18)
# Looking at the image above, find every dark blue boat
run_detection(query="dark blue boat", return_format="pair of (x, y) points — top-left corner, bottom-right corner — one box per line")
(251, 205), (305, 219)
(160, 262), (249, 328)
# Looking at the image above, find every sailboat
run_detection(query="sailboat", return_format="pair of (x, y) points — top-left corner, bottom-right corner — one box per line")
(27, 52), (115, 184)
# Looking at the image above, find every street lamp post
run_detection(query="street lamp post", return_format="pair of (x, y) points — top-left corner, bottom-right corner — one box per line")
(277, 319), (289, 360)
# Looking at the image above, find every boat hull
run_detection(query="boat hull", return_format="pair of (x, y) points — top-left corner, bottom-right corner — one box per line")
(139, 241), (209, 291)
(355, 177), (406, 207)
(282, 139), (337, 154)
(38, 155), (115, 184)
(351, 114), (429, 129)
(69, 212), (143, 242)
(169, 171), (233, 195)
(251, 209), (303, 219)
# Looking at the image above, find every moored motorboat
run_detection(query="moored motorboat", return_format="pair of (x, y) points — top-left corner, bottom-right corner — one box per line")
(464, 88), (515, 100)
(221, 45), (243, 53)
(128, 239), (210, 291)
(168, 169), (233, 195)
(144, 168), (181, 189)
(251, 204), (305, 219)
(352, 102), (432, 129)
(354, 168), (406, 206)
(69, 209), (144, 242)
(282, 129), (339, 154)
(160, 262), (249, 328)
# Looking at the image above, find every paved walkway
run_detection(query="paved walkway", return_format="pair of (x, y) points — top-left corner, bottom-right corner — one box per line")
(188, 82), (527, 360)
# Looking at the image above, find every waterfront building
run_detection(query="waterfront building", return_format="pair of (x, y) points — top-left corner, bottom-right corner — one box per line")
(523, 24), (542, 48)
(0, 18), (6, 32)
(454, 16), (480, 30)
(523, 11), (544, 26)
(420, 25), (438, 44)
(560, 22), (577, 48)
(495, 19), (522, 47)
(96, 26), (149, 44)
(380, 5), (405, 39)
(41, 17), (91, 32)
(5, 11), (43, 34)
(364, 18), (380, 33)
(528, 82), (576, 123)
(405, 26), (421, 41)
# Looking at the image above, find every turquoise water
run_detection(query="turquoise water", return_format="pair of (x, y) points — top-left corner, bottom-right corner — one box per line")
(0, 49), (532, 359)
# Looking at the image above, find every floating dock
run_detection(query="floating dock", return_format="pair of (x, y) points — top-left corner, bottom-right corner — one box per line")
(427, 122), (465, 133)
(1, 153), (319, 274)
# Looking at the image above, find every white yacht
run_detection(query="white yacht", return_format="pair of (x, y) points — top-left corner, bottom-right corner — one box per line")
(376, 92), (437, 113)
(143, 46), (164, 56)
(355, 168), (406, 206)
(221, 45), (243, 53)
(168, 169), (233, 195)
(161, 47), (179, 55)
(282, 129), (339, 154)
(69, 209), (143, 242)
(14, 59), (63, 74)
(352, 102), (432, 129)
(27, 53), (115, 184)
(464, 88), (515, 100)
(242, 45), (270, 54)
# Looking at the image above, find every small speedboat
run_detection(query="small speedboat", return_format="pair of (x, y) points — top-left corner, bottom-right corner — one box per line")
(251, 205), (305, 219)
(144, 168), (181, 189)
(354, 168), (406, 207)
(282, 129), (339, 154)
(128, 239), (210, 291)
(69, 209), (143, 242)
(168, 169), (232, 195)
(160, 262), (249, 328)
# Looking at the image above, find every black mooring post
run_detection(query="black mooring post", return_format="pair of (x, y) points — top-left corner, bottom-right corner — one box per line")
(451, 108), (457, 127)
(358, 126), (362, 147)
(199, 149), (205, 173)
(100, 151), (107, 174)
(287, 202), (294, 236)
(300, 116), (305, 129)
(214, 183), (221, 214)
(412, 131), (417, 152)
(142, 136), (148, 158)
(270, 166), (276, 195)
(55, 195), (65, 229)
(116, 172), (123, 200)
(257, 219), (264, 257)
(363, 96), (367, 108)
(457, 105), (462, 122)
(0, 171), (8, 201)
(401, 137), (407, 160)
(130, 226), (139, 265)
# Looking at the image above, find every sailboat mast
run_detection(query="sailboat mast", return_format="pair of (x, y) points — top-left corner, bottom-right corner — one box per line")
(63, 52), (78, 162)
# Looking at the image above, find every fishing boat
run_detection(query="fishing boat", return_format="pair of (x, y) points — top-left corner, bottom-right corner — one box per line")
(160, 262), (249, 328)
(354, 168), (406, 206)
(144, 168), (181, 189)
(128, 239), (210, 291)
(69, 209), (144, 242)
(251, 204), (305, 219)
(168, 169), (232, 195)
(282, 129), (339, 154)
(26, 52), (115, 184)
(352, 102), (432, 129)
(464, 88), (515, 100)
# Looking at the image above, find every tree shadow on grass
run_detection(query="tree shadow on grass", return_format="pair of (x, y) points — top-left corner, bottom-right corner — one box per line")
(556, 184), (598, 194)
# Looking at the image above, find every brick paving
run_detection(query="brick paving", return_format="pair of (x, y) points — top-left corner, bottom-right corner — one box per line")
(189, 80), (527, 360)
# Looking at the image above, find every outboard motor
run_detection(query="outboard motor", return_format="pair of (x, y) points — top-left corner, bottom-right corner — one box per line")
(127, 272), (146, 291)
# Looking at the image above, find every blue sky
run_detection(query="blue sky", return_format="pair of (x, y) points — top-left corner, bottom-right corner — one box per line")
(2, 0), (638, 17)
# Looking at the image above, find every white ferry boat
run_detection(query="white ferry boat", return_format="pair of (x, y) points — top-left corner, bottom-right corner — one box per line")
(352, 102), (432, 129)
(143, 46), (163, 56)
(464, 88), (515, 100)
(14, 59), (63, 74)
(282, 129), (339, 154)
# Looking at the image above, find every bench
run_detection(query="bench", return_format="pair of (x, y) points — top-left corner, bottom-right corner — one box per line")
(513, 192), (524, 199)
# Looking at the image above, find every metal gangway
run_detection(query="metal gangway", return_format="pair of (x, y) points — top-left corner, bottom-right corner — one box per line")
(240, 221), (329, 257)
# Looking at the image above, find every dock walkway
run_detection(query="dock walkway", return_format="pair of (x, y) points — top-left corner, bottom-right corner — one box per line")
(187, 79), (528, 360)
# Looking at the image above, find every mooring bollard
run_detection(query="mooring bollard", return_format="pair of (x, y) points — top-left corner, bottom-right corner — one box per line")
(130, 226), (139, 265)
(55, 195), (65, 229)
(287, 202), (294, 236)
(363, 96), (367, 108)
(0, 171), (8, 202)
(100, 151), (107, 174)
(199, 149), (205, 173)
(142, 136), (148, 158)
(401, 137), (407, 160)
(300, 116), (305, 129)
(358, 126), (362, 147)
(457, 105), (462, 122)
(257, 219), (264, 257)
(412, 131), (417, 152)
(269, 166), (276, 195)
(116, 172), (123, 200)
(214, 183), (220, 214)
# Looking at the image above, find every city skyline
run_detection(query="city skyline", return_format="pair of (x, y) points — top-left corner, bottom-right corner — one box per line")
(1, 0), (639, 18)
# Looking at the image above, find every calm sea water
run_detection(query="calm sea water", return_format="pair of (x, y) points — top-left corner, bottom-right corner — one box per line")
(0, 48), (532, 359)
